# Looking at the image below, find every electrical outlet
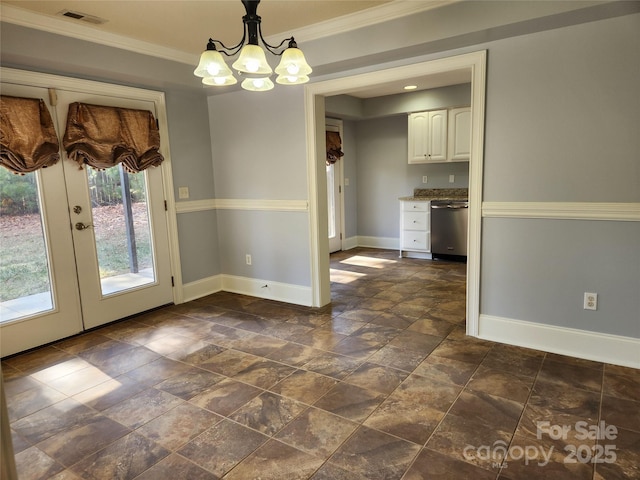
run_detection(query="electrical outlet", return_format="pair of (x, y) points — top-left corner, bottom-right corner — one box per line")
(449, 174), (455, 183)
(583, 292), (597, 310)
(422, 176), (428, 184)
(344, 178), (350, 186)
(245, 254), (252, 265)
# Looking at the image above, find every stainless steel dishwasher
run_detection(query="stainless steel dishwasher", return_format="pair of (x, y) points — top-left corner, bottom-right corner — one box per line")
(430, 200), (469, 258)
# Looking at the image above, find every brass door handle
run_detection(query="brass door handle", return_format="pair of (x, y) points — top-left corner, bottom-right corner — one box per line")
(75, 222), (93, 231)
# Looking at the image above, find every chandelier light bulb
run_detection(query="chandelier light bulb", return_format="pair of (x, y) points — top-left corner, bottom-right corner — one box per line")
(233, 44), (272, 75)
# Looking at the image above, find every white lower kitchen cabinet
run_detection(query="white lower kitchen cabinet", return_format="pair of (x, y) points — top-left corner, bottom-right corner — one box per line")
(399, 200), (431, 258)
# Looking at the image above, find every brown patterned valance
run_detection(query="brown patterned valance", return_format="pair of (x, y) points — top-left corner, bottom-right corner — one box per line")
(63, 102), (164, 173)
(0, 95), (60, 174)
(326, 131), (344, 165)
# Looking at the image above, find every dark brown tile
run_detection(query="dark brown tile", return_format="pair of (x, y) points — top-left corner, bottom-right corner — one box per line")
(448, 390), (523, 434)
(467, 365), (534, 403)
(177, 419), (267, 477)
(15, 446), (64, 480)
(330, 336), (382, 360)
(528, 379), (600, 418)
(601, 395), (640, 433)
(593, 427), (640, 480)
(302, 352), (362, 380)
(11, 398), (98, 444)
(102, 388), (183, 429)
(516, 404), (598, 443)
(7, 383), (67, 422)
(408, 317), (456, 338)
(79, 341), (160, 377)
(545, 353), (604, 371)
(313, 382), (386, 422)
(344, 362), (409, 395)
(137, 403), (221, 450)
(37, 415), (130, 467)
(270, 369), (337, 404)
(134, 453), (219, 480)
(427, 414), (513, 470)
(3, 346), (74, 374)
(603, 371), (640, 401)
(229, 391), (306, 436)
(369, 311), (415, 329)
(413, 354), (478, 386)
(537, 360), (603, 393)
(430, 338), (491, 365)
(70, 432), (170, 480)
(231, 359), (296, 389)
(224, 439), (324, 480)
(329, 425), (421, 479)
(311, 462), (369, 480)
(125, 357), (192, 386)
(404, 447), (496, 480)
(155, 367), (224, 400)
(275, 407), (358, 459)
(500, 433), (594, 480)
(189, 378), (262, 416)
(53, 332), (112, 355)
(481, 346), (544, 378)
(164, 340), (226, 366)
(367, 344), (427, 372)
(388, 330), (442, 354)
(231, 333), (289, 357)
(266, 342), (321, 366)
(197, 348), (261, 376)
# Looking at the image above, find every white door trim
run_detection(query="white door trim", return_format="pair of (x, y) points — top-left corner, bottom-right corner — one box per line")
(0, 67), (183, 304)
(304, 50), (487, 336)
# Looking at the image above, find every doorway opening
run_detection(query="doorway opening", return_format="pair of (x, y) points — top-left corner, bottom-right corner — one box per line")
(305, 51), (486, 336)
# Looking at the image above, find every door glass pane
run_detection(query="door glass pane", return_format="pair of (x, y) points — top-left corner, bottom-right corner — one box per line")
(0, 169), (54, 322)
(326, 163), (336, 239)
(88, 164), (155, 295)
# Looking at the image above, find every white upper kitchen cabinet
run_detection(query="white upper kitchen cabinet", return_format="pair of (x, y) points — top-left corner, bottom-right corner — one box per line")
(447, 107), (471, 161)
(408, 110), (448, 163)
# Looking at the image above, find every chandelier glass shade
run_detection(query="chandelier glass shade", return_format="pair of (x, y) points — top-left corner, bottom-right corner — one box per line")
(194, 0), (312, 91)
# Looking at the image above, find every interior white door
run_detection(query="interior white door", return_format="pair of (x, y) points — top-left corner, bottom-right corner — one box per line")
(53, 90), (173, 329)
(0, 83), (83, 356)
(0, 84), (173, 356)
(326, 122), (343, 253)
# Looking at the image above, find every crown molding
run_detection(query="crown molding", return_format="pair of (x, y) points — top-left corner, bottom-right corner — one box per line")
(270, 0), (458, 44)
(1, 0), (456, 66)
(0, 3), (198, 65)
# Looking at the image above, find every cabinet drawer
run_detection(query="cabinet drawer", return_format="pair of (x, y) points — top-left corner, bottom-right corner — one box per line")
(402, 212), (429, 231)
(401, 231), (429, 250)
(403, 201), (429, 212)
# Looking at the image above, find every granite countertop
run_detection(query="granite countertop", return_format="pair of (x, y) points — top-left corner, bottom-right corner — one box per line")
(399, 188), (468, 201)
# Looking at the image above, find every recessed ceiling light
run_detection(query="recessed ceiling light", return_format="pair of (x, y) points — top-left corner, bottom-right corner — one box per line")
(404, 85), (418, 91)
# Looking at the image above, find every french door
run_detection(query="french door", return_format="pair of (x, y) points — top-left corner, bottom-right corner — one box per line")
(0, 82), (173, 356)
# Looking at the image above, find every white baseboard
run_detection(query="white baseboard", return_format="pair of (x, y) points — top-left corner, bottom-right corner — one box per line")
(343, 236), (359, 250)
(222, 275), (313, 307)
(181, 274), (313, 307)
(181, 275), (222, 303)
(357, 236), (399, 250)
(479, 314), (640, 369)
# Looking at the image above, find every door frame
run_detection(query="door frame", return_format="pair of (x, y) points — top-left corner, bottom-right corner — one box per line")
(0, 67), (183, 304)
(325, 118), (344, 253)
(304, 50), (486, 337)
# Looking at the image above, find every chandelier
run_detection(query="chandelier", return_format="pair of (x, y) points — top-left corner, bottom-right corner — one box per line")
(194, 0), (312, 91)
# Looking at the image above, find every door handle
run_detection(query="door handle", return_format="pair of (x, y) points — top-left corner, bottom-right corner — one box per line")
(75, 222), (93, 231)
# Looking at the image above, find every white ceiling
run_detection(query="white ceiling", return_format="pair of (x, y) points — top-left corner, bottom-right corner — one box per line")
(1, 0), (468, 97)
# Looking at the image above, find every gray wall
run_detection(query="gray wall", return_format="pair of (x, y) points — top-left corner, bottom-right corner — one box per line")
(208, 87), (311, 285)
(479, 12), (640, 337)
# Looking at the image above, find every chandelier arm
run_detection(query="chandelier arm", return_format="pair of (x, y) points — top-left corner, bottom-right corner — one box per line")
(258, 26), (292, 56)
(208, 30), (247, 56)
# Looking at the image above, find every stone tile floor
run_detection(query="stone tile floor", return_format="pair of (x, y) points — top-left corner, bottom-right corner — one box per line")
(2, 248), (639, 479)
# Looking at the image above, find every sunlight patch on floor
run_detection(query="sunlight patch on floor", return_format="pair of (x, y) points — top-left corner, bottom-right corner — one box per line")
(329, 268), (367, 284)
(339, 255), (397, 269)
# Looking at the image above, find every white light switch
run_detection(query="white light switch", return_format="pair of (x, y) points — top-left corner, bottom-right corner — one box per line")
(345, 178), (350, 186)
(422, 176), (428, 184)
(178, 187), (190, 199)
(449, 175), (455, 183)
